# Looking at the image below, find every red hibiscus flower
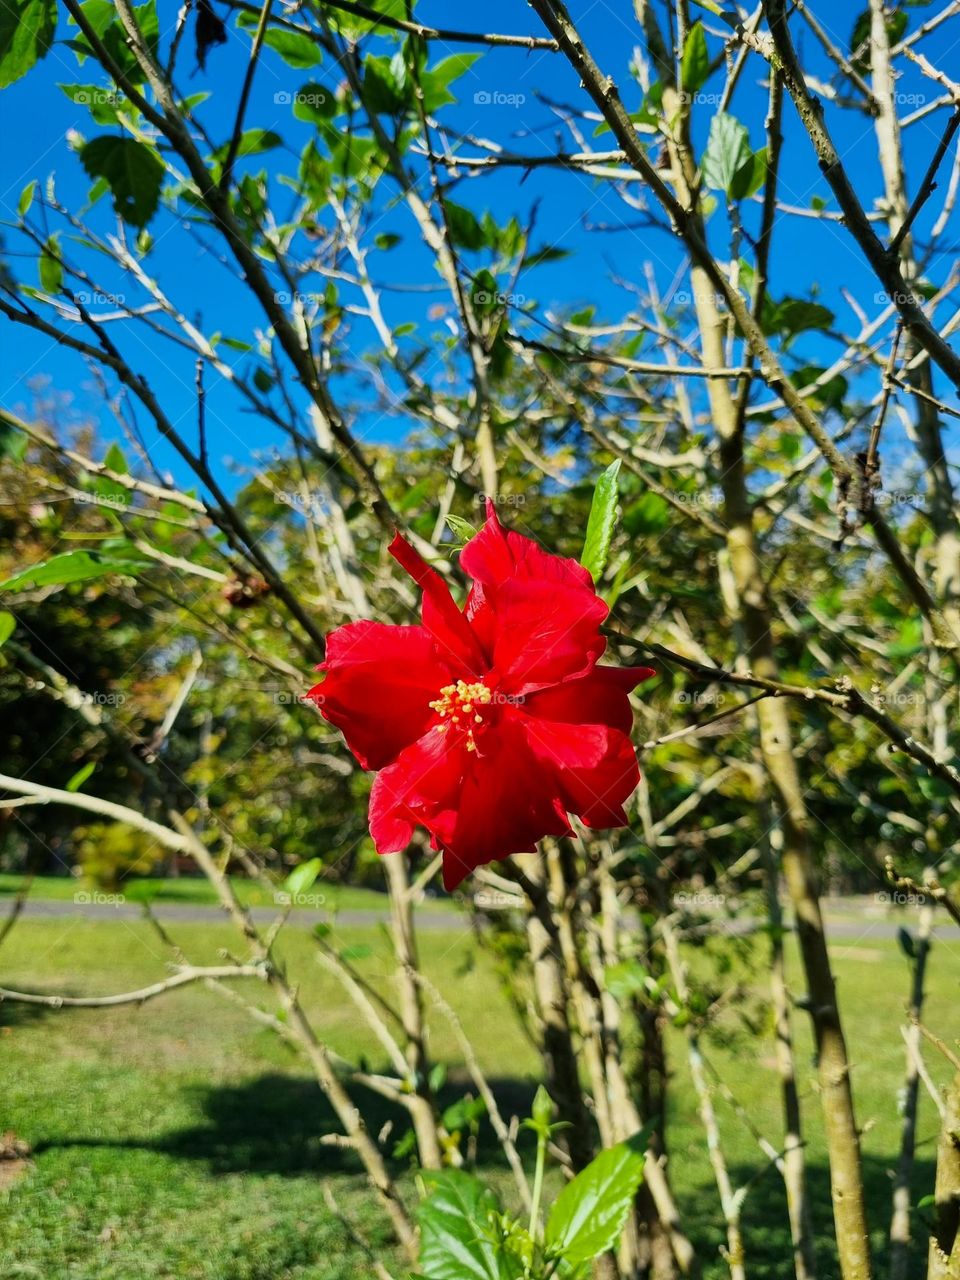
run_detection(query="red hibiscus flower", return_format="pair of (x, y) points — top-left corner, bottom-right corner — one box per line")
(308, 502), (653, 890)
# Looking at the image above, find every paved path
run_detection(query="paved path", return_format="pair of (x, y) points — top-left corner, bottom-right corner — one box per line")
(8, 896), (959, 941)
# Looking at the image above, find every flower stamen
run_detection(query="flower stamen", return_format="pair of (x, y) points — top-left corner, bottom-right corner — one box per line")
(429, 680), (492, 752)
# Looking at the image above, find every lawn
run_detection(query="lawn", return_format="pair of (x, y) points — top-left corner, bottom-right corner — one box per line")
(0, 910), (955, 1279)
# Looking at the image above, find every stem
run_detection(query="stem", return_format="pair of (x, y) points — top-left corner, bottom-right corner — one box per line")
(529, 1126), (548, 1246)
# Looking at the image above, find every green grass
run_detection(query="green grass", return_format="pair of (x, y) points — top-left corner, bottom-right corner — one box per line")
(0, 913), (955, 1279)
(0, 873), (454, 915)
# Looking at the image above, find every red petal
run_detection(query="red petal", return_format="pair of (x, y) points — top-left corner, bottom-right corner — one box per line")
(461, 502), (595, 592)
(438, 718), (573, 889)
(308, 621), (453, 770)
(522, 717), (640, 829)
(520, 665), (652, 828)
(458, 507), (610, 693)
(389, 532), (486, 674)
(488, 578), (609, 694)
(525, 664), (655, 734)
(368, 726), (464, 853)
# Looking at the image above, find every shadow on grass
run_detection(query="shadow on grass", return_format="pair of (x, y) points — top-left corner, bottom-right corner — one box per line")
(680, 1152), (937, 1280)
(0, 989), (64, 1029)
(31, 1071), (938, 1278)
(32, 1071), (542, 1176)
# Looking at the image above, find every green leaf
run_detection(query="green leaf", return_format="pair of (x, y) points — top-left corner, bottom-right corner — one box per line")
(701, 112), (763, 200)
(103, 442), (129, 475)
(417, 1170), (511, 1280)
(546, 1133), (647, 1265)
(328, 132), (382, 186)
(68, 0), (159, 75)
(701, 112), (748, 192)
(420, 53), (481, 111)
(0, 418), (27, 461)
(766, 297), (835, 339)
(212, 130), (282, 181)
(850, 8), (906, 72)
(0, 0), (56, 87)
(445, 201), (488, 251)
(362, 52), (409, 113)
(80, 136), (164, 229)
(0, 610), (15, 647)
(681, 22), (709, 94)
(524, 243), (570, 269)
(65, 761), (96, 793)
(232, 129), (282, 157)
(603, 960), (649, 999)
(580, 460), (621, 582)
(442, 1094), (486, 1132)
(58, 81), (126, 124)
(17, 180), (36, 218)
(445, 515), (478, 545)
(327, 0), (406, 36)
(0, 547), (148, 591)
(39, 235), (63, 293)
(429, 1062), (447, 1094)
(291, 82), (335, 122)
(261, 27), (322, 68)
(622, 491), (670, 536)
(283, 857), (322, 897)
(729, 145), (766, 201)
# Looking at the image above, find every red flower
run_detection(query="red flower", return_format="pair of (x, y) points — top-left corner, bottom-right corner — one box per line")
(308, 502), (653, 890)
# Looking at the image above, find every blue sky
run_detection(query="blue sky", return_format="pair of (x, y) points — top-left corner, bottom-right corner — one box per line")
(2, 0), (959, 494)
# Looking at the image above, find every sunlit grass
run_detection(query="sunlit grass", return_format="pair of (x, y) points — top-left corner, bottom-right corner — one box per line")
(0, 872), (455, 914)
(0, 913), (954, 1278)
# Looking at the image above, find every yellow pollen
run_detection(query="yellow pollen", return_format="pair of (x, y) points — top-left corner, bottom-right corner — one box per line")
(428, 680), (492, 752)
